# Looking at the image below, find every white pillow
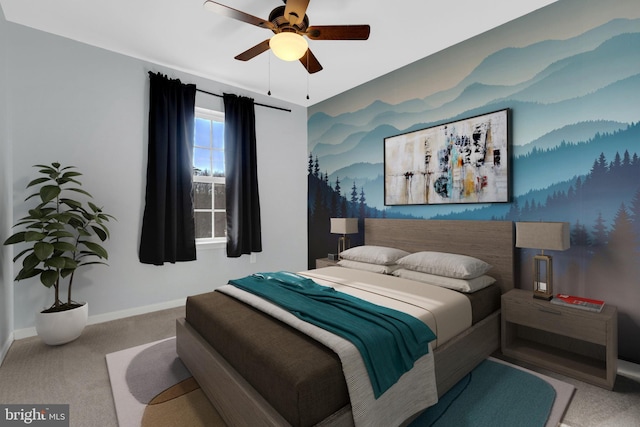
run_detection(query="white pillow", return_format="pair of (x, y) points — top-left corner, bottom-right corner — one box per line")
(396, 251), (491, 279)
(392, 269), (496, 293)
(338, 259), (400, 274)
(339, 245), (410, 266)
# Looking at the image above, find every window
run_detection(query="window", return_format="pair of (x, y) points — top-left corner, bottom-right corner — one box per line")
(193, 107), (225, 244)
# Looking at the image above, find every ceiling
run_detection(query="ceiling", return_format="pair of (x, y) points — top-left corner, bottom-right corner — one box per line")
(1, 0), (557, 107)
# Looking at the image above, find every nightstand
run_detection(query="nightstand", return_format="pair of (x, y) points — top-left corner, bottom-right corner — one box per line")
(315, 258), (339, 269)
(501, 288), (617, 389)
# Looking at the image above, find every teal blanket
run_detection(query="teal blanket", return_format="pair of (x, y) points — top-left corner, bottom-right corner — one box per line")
(228, 271), (436, 398)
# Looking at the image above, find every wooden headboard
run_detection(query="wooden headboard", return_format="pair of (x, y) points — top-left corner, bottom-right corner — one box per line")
(365, 218), (514, 294)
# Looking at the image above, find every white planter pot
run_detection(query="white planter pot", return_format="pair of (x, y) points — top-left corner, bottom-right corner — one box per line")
(35, 302), (89, 346)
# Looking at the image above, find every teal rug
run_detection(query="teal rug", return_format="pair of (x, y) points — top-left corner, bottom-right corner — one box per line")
(409, 359), (566, 427)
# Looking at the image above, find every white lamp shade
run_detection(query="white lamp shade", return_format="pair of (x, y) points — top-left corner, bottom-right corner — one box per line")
(515, 222), (570, 251)
(269, 32), (308, 61)
(330, 218), (358, 235)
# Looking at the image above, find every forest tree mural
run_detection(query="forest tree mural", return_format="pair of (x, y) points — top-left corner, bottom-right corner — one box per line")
(307, 0), (640, 363)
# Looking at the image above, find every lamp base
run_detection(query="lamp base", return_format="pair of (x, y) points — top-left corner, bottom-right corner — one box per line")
(532, 254), (554, 300)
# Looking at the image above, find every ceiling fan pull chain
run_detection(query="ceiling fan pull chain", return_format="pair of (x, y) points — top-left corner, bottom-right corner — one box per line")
(306, 50), (310, 100)
(268, 52), (272, 96)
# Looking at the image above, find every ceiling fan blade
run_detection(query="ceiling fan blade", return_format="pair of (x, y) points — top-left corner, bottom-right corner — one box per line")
(306, 25), (370, 40)
(234, 40), (271, 61)
(203, 1), (274, 30)
(300, 49), (323, 74)
(283, 0), (310, 26)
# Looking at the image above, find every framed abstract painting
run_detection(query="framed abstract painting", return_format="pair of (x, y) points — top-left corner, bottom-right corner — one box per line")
(384, 108), (510, 205)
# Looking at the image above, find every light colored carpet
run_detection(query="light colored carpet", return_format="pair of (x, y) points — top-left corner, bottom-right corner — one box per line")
(2, 306), (638, 427)
(0, 306), (184, 427)
(106, 339), (574, 427)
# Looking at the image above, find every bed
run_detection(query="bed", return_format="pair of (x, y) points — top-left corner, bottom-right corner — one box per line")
(176, 218), (514, 426)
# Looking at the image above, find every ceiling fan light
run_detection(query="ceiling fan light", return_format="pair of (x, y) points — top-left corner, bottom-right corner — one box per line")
(269, 32), (308, 61)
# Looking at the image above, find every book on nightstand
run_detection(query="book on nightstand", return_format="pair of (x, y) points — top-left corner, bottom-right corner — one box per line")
(550, 294), (605, 312)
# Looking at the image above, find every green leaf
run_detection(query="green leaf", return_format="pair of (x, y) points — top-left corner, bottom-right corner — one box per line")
(23, 253), (41, 271)
(26, 177), (51, 188)
(31, 207), (56, 217)
(27, 208), (45, 218)
(24, 231), (46, 242)
(15, 267), (43, 281)
(33, 163), (54, 169)
(80, 211), (94, 221)
(3, 231), (27, 245)
(60, 198), (82, 209)
(62, 257), (79, 269)
(34, 166), (56, 176)
(97, 213), (115, 222)
(39, 185), (61, 203)
(49, 230), (75, 239)
(67, 188), (93, 198)
(44, 256), (67, 269)
(52, 241), (77, 253)
(12, 248), (32, 263)
(77, 261), (108, 271)
(44, 223), (66, 231)
(77, 228), (91, 237)
(61, 177), (83, 187)
(63, 211), (85, 222)
(91, 226), (108, 241)
(80, 241), (108, 259)
(25, 192), (41, 202)
(34, 241), (55, 260)
(40, 270), (59, 288)
(15, 222), (39, 230)
(61, 171), (82, 178)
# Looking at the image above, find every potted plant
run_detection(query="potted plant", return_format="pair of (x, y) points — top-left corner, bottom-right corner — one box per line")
(4, 162), (114, 345)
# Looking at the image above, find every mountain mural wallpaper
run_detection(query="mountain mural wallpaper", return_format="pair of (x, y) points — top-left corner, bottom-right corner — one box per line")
(307, 0), (640, 364)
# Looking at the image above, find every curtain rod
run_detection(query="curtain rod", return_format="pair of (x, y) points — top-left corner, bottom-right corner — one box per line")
(196, 88), (292, 113)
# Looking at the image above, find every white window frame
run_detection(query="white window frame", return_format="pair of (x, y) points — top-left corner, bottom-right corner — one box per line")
(194, 107), (226, 248)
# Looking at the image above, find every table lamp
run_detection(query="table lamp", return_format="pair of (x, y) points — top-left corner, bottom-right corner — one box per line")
(515, 221), (570, 300)
(330, 218), (358, 259)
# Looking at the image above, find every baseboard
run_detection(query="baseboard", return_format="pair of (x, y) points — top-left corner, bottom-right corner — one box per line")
(0, 333), (14, 366)
(617, 359), (640, 383)
(12, 298), (186, 340)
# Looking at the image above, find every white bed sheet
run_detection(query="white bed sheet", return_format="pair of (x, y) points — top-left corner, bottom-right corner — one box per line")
(300, 266), (472, 349)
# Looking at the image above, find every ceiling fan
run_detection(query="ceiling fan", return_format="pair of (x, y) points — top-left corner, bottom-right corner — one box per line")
(203, 0), (371, 74)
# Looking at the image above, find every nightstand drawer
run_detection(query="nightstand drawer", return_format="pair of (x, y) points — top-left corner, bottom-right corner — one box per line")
(503, 298), (607, 345)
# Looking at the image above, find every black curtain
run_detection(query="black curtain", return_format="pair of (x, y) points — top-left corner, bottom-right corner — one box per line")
(223, 93), (262, 257)
(139, 72), (197, 265)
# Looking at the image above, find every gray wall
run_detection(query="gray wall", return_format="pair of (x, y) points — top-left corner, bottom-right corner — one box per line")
(0, 7), (14, 362)
(3, 17), (308, 335)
